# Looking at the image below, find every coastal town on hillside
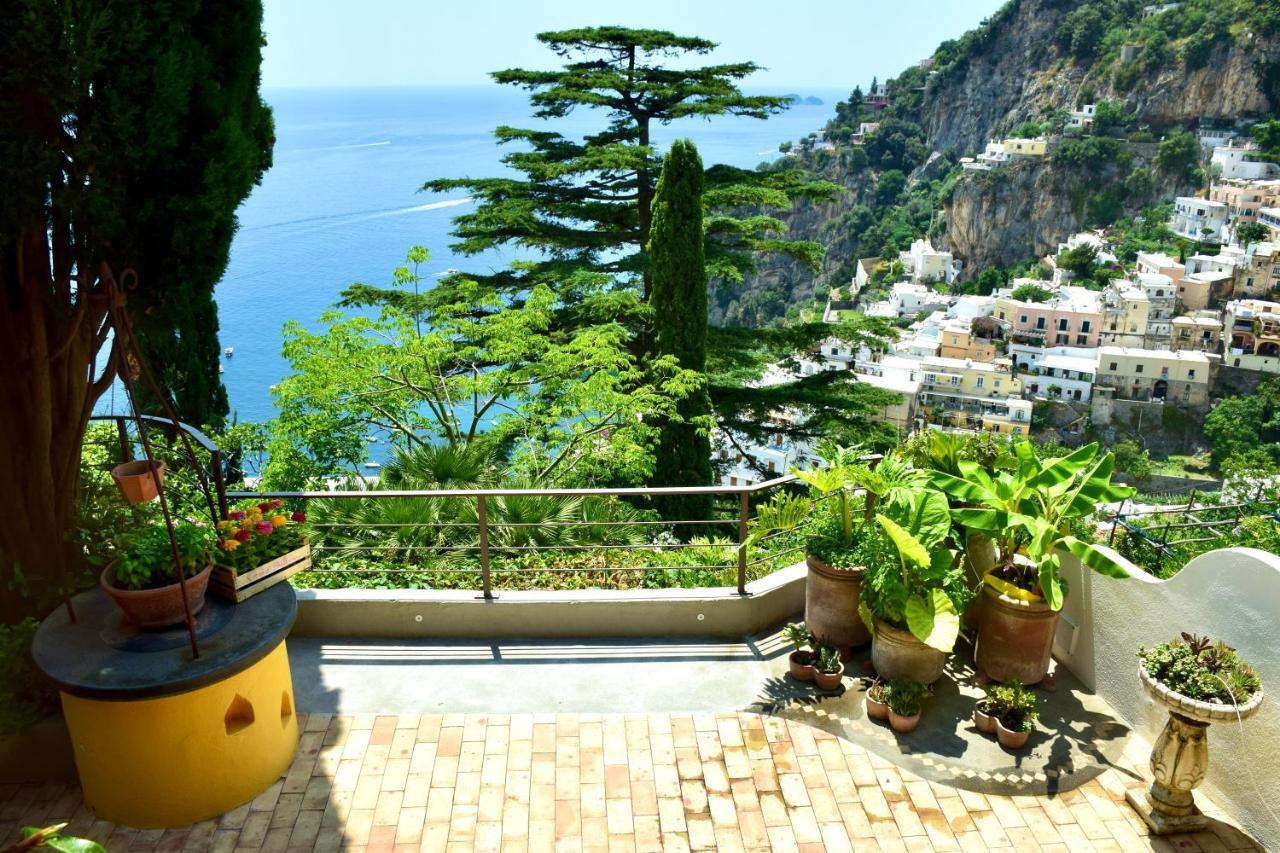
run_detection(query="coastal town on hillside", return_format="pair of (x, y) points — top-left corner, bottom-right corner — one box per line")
(717, 117), (1280, 488)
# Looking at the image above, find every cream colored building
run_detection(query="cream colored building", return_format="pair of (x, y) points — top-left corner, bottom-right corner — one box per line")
(1095, 347), (1216, 406)
(1209, 180), (1280, 225)
(1100, 281), (1150, 347)
(937, 319), (998, 363)
(1170, 313), (1224, 353)
(916, 357), (1031, 436)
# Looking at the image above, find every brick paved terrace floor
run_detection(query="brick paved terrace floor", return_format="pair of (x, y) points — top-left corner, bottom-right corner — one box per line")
(0, 709), (1261, 852)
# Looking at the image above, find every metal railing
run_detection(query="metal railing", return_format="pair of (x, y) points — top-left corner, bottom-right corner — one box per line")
(228, 479), (807, 598)
(1105, 494), (1280, 576)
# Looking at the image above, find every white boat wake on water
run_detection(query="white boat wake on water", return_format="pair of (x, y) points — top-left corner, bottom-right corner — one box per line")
(244, 197), (473, 231)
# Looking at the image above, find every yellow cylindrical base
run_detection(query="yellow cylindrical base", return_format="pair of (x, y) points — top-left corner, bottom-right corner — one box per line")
(60, 640), (298, 828)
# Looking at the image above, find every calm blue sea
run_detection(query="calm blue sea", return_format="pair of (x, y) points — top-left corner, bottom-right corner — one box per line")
(215, 85), (847, 428)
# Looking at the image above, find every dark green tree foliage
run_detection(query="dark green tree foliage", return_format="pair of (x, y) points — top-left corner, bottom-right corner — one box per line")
(425, 28), (827, 306)
(1156, 129), (1201, 179)
(0, 0), (272, 621)
(1204, 377), (1280, 469)
(648, 141), (713, 522)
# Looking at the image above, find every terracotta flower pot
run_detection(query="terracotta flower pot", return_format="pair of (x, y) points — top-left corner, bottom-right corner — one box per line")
(973, 703), (996, 734)
(865, 691), (890, 721)
(788, 651), (815, 682)
(995, 716), (1030, 749)
(814, 665), (844, 691)
(888, 709), (921, 733)
(804, 554), (870, 658)
(110, 460), (165, 504)
(974, 583), (1059, 685)
(870, 620), (946, 685)
(101, 562), (212, 629)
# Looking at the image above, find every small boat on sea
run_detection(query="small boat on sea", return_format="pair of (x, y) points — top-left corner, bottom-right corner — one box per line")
(224, 346), (234, 357)
(364, 434), (379, 443)
(363, 461), (382, 469)
(218, 364), (224, 374)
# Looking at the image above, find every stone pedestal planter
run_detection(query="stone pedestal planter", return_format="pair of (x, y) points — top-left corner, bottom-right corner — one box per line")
(975, 584), (1058, 685)
(1126, 665), (1264, 834)
(804, 555), (870, 658)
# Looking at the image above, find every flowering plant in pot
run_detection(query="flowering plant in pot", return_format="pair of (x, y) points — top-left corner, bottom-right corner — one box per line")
(749, 446), (920, 656)
(813, 644), (844, 691)
(1128, 634), (1263, 833)
(101, 520), (215, 628)
(928, 441), (1133, 684)
(213, 500), (310, 601)
(783, 622), (815, 682)
(857, 486), (973, 685)
(885, 678), (926, 733)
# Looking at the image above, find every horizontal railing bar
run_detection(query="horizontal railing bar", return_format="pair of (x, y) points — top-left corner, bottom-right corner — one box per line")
(229, 476), (800, 501)
(313, 542), (740, 553)
(301, 564), (741, 574)
(307, 519), (739, 529)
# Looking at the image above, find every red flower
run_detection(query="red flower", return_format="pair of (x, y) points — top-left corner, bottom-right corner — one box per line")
(291, 511), (307, 523)
(234, 529), (251, 542)
(270, 498), (285, 509)
(255, 521), (274, 535)
(229, 510), (246, 521)
(257, 502), (273, 512)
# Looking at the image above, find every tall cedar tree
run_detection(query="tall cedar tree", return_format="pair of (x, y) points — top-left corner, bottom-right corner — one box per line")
(0, 0), (273, 621)
(648, 141), (713, 521)
(426, 28), (899, 485)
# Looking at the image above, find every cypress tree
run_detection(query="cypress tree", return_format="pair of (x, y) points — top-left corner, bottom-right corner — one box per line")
(648, 140), (713, 523)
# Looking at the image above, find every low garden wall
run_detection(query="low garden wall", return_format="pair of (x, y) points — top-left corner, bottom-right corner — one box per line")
(1055, 546), (1280, 849)
(293, 562), (806, 639)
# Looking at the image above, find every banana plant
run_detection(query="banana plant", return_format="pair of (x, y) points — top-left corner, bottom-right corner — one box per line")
(856, 486), (969, 653)
(927, 440), (1134, 610)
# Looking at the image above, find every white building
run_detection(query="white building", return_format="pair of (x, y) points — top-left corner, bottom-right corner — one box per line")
(1135, 272), (1177, 343)
(880, 281), (947, 318)
(899, 238), (960, 284)
(1020, 352), (1096, 403)
(1069, 104), (1096, 130)
(1169, 197), (1230, 241)
(1212, 144), (1280, 182)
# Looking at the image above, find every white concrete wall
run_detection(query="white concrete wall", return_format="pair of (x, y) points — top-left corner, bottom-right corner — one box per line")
(1055, 547), (1280, 849)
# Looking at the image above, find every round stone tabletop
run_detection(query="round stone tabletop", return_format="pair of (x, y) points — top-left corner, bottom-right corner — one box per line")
(33, 582), (296, 700)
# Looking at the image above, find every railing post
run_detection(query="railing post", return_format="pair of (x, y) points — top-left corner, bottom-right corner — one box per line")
(737, 491), (749, 596)
(211, 449), (228, 519)
(477, 494), (493, 600)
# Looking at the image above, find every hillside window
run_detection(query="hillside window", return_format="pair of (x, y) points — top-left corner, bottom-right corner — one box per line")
(1136, 364), (1144, 373)
(1057, 318), (1068, 331)
(1188, 369), (1196, 379)
(768, 461), (776, 473)
(1076, 335), (1088, 346)
(1081, 320), (1092, 333)
(1109, 362), (1118, 371)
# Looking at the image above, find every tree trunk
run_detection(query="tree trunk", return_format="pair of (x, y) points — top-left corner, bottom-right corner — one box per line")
(0, 230), (109, 622)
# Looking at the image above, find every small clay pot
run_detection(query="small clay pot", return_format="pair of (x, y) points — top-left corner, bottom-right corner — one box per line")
(888, 709), (921, 734)
(996, 716), (1031, 749)
(814, 665), (844, 691)
(865, 691), (890, 721)
(974, 703), (996, 734)
(111, 460), (165, 504)
(789, 651), (815, 682)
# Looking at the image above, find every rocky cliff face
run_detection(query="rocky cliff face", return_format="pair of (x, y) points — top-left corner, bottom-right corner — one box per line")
(729, 0), (1278, 320)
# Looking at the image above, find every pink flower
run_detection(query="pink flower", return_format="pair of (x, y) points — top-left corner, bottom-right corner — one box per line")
(257, 502), (273, 512)
(230, 510), (245, 521)
(234, 529), (251, 542)
(291, 511), (307, 523)
(270, 498), (285, 509)
(255, 521), (274, 535)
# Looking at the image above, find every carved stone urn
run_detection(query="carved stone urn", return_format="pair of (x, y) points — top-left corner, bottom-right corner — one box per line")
(1126, 665), (1264, 834)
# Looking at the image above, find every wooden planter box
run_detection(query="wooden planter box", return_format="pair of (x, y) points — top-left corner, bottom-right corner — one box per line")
(212, 541), (311, 603)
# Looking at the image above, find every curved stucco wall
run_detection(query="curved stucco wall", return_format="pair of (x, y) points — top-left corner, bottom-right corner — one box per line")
(1055, 546), (1280, 849)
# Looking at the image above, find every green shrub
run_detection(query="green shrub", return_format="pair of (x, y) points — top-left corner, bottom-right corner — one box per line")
(885, 678), (926, 716)
(0, 619), (59, 734)
(1139, 634), (1260, 704)
(114, 522), (215, 590)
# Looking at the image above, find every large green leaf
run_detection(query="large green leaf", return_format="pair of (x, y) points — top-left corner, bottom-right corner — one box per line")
(950, 507), (1007, 533)
(876, 513), (929, 569)
(888, 488), (952, 549)
(926, 470), (994, 505)
(904, 589), (960, 652)
(1061, 535), (1133, 579)
(1031, 442), (1098, 490)
(1039, 553), (1064, 610)
(746, 492), (810, 548)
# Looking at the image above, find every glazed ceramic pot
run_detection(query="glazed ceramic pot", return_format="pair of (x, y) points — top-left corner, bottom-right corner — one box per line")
(101, 562), (212, 629)
(974, 584), (1058, 685)
(804, 554), (870, 658)
(871, 620), (945, 685)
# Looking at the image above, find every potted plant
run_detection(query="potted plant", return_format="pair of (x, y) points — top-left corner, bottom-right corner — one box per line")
(929, 441), (1134, 684)
(885, 678), (926, 733)
(973, 688), (997, 734)
(814, 644), (844, 691)
(1127, 634), (1263, 834)
(110, 459), (165, 503)
(100, 521), (215, 628)
(865, 680), (890, 720)
(749, 445), (920, 657)
(857, 487), (973, 684)
(212, 500), (311, 601)
(783, 622), (815, 682)
(988, 681), (1038, 749)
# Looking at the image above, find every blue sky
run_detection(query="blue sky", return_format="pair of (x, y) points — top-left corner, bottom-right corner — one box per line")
(261, 0), (1008, 90)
